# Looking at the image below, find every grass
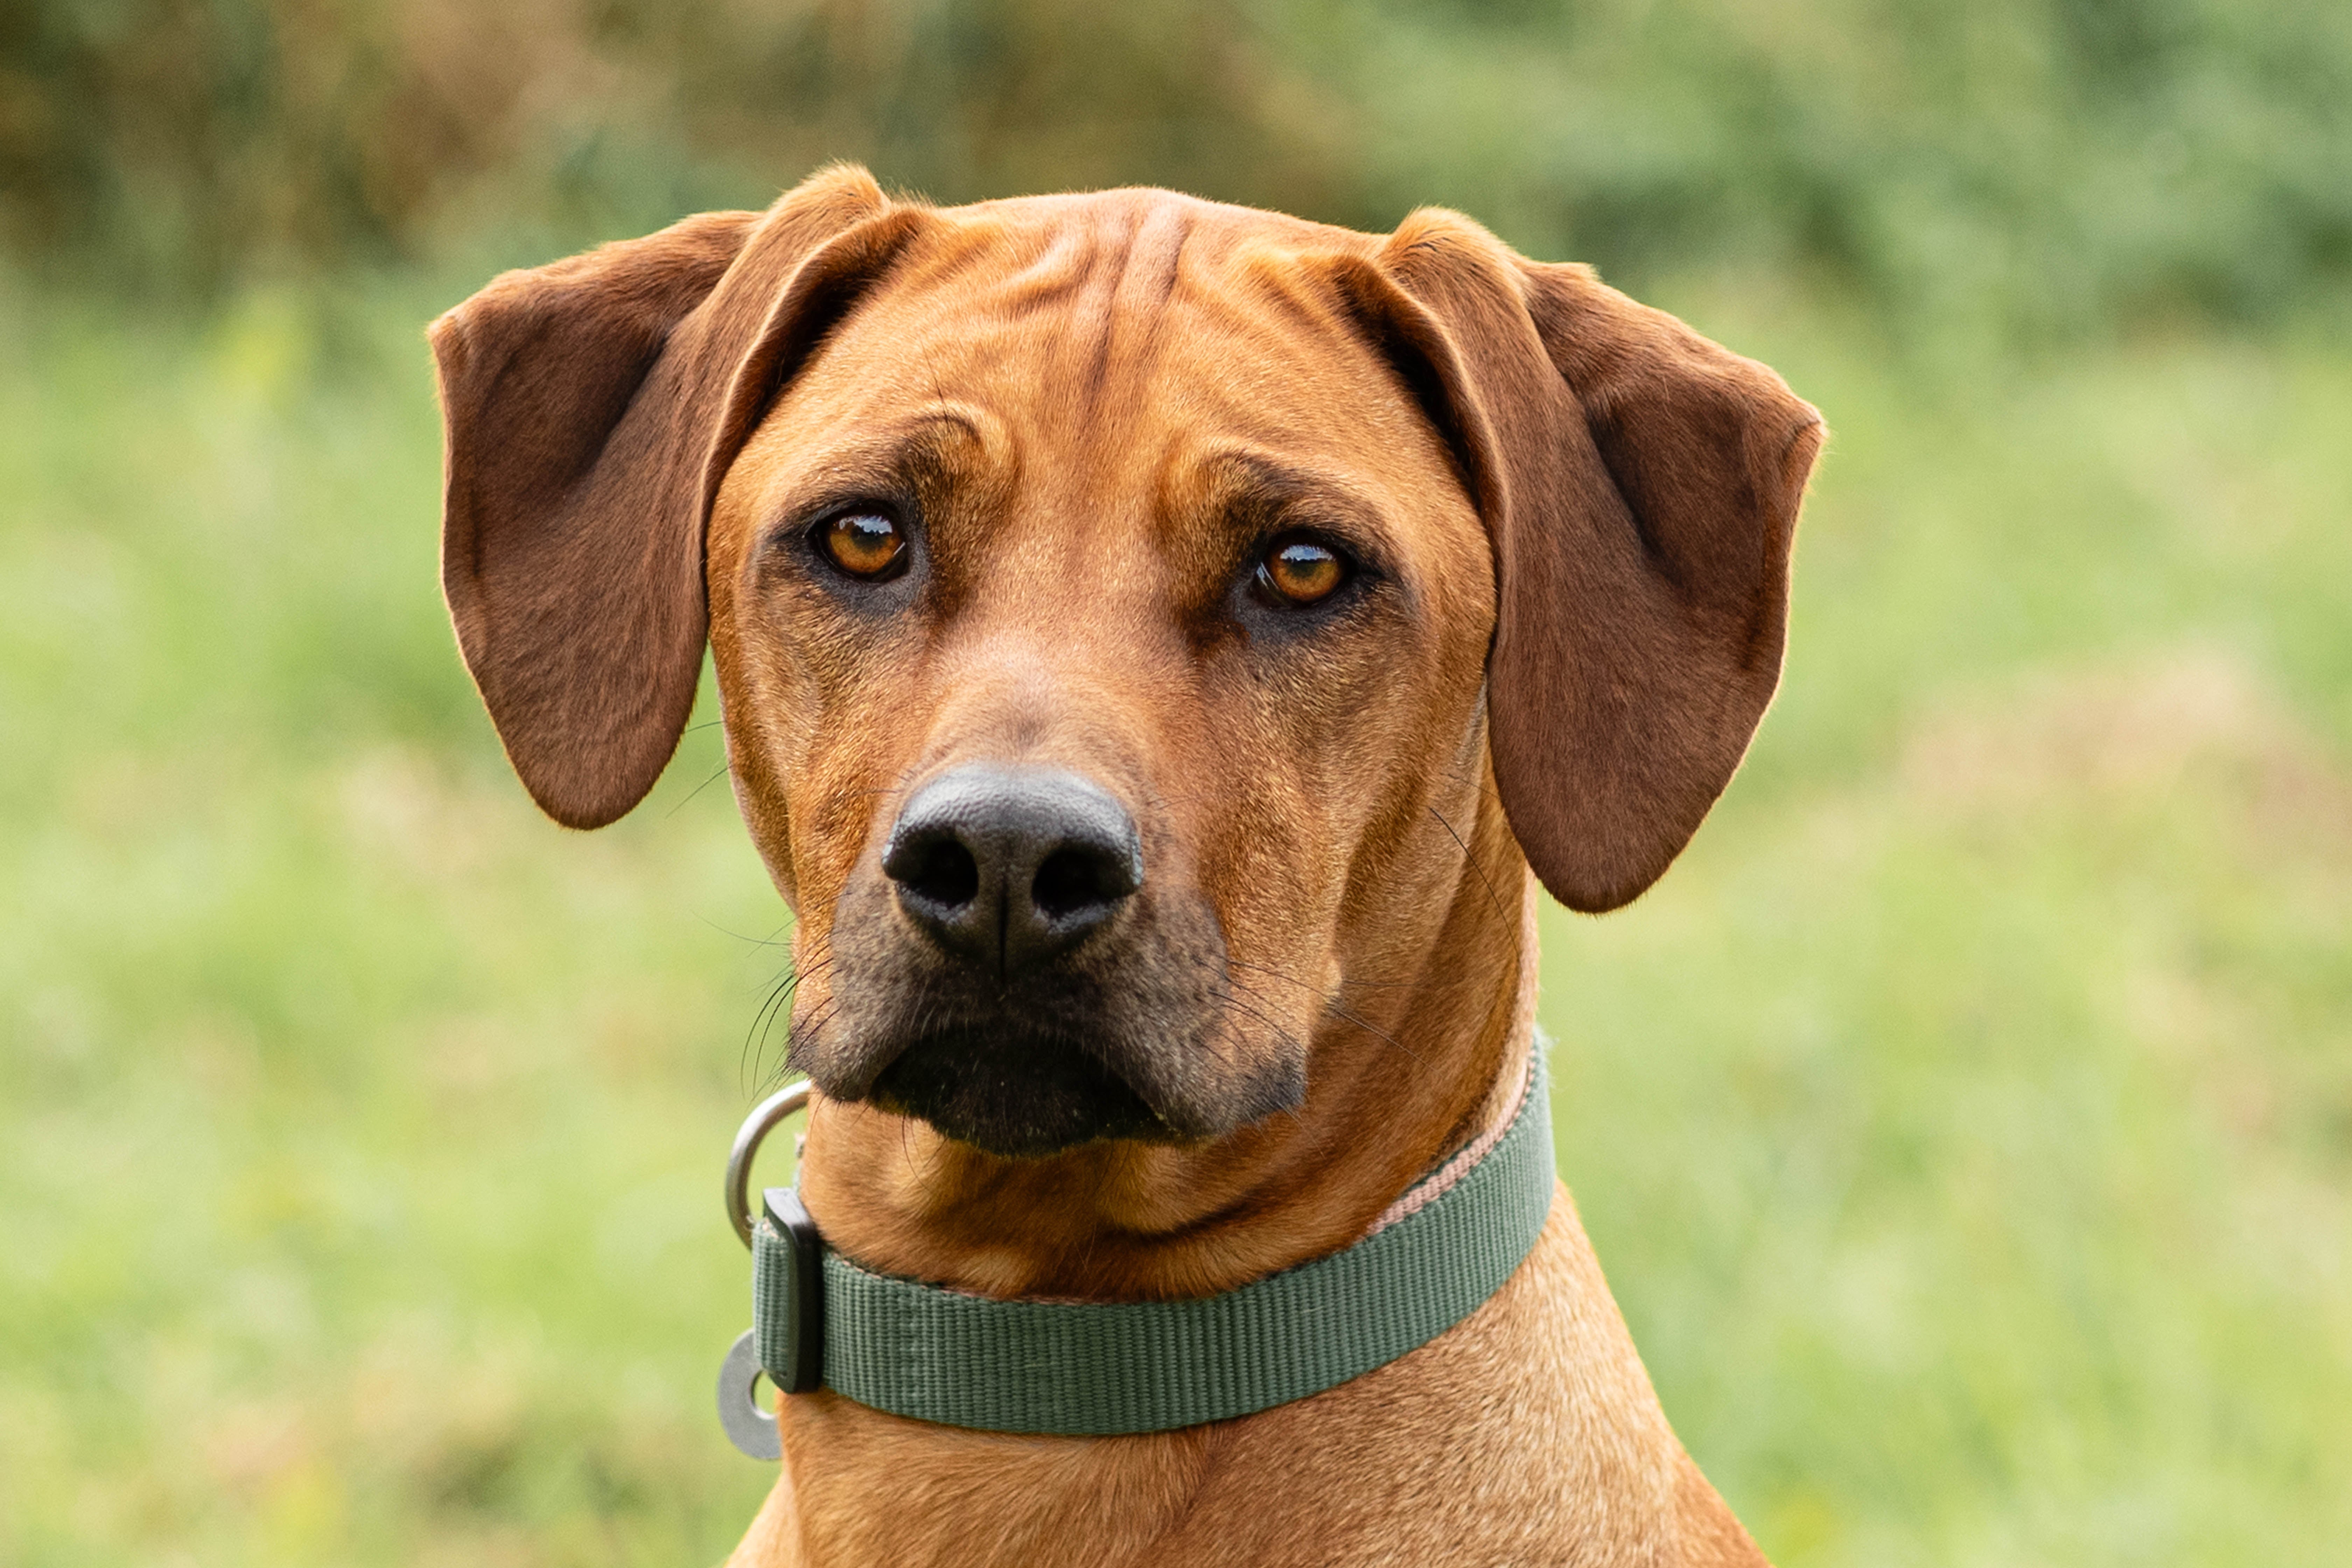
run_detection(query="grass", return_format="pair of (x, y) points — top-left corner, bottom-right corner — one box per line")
(0, 271), (2346, 1566)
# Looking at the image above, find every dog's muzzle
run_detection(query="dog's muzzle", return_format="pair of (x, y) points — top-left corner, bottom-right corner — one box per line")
(798, 762), (1287, 1156)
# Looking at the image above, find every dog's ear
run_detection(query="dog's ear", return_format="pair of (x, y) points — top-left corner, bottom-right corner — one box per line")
(430, 164), (923, 827)
(1336, 212), (1823, 911)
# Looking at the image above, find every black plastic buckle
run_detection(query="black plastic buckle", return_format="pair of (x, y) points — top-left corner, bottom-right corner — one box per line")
(762, 1186), (827, 1394)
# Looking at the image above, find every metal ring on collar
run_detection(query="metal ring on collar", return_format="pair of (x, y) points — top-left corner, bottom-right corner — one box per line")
(726, 1079), (813, 1249)
(715, 1326), (783, 1459)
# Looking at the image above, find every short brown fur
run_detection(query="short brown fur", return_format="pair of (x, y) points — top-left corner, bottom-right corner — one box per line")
(432, 165), (1820, 1565)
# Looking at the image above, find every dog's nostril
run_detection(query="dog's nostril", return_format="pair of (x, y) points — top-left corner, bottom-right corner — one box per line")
(1033, 845), (1127, 922)
(882, 765), (1143, 969)
(892, 836), (980, 911)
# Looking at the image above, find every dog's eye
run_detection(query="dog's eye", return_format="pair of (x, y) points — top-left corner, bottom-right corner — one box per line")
(815, 511), (908, 580)
(1255, 536), (1348, 606)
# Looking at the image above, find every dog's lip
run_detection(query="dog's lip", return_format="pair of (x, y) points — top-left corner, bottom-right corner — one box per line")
(849, 1025), (1181, 1157)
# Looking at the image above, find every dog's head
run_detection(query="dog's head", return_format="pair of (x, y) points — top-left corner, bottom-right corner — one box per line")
(433, 166), (1819, 1160)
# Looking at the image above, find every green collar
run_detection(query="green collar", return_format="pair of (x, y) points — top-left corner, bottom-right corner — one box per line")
(724, 1052), (1552, 1443)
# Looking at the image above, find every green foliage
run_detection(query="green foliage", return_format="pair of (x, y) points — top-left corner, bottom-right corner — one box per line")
(6, 0), (2352, 332)
(2, 268), (2347, 1563)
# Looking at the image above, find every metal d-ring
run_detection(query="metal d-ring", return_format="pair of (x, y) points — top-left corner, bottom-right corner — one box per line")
(726, 1079), (813, 1249)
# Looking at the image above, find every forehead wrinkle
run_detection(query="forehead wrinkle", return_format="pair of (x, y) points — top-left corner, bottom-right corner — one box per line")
(1026, 200), (1200, 438)
(872, 207), (1346, 423)
(971, 219), (1096, 316)
(908, 200), (1206, 439)
(1087, 202), (1195, 419)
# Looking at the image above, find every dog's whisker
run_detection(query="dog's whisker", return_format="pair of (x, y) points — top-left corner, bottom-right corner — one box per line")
(1327, 1004), (1422, 1065)
(782, 984), (841, 1046)
(1205, 988), (1311, 1069)
(742, 968), (801, 1084)
(701, 913), (797, 950)
(1212, 958), (1426, 1066)
(747, 945), (839, 1092)
(1427, 803), (1514, 928)
(1218, 952), (1430, 996)
(757, 992), (804, 1091)
(1436, 762), (1511, 812)
(665, 761), (734, 818)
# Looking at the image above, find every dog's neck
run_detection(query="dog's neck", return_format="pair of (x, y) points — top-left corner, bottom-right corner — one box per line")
(795, 777), (1538, 1304)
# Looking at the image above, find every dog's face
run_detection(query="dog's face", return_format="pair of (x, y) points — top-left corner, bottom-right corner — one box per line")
(432, 168), (1821, 1163)
(705, 201), (1499, 1154)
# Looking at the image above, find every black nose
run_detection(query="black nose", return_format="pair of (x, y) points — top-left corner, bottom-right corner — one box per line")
(881, 766), (1144, 975)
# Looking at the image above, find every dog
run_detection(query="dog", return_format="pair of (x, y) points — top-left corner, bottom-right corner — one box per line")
(432, 163), (1820, 1566)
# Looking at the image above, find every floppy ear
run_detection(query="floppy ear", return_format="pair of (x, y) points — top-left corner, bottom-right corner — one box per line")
(1338, 212), (1823, 912)
(430, 164), (923, 827)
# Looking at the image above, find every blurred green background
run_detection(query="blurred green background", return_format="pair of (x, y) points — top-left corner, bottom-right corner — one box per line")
(3, 2), (2349, 1564)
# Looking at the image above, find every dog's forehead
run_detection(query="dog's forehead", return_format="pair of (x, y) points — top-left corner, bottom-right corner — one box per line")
(795, 190), (1420, 466)
(927, 186), (1371, 310)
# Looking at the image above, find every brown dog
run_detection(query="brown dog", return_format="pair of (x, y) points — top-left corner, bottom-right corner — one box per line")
(433, 164), (1820, 1566)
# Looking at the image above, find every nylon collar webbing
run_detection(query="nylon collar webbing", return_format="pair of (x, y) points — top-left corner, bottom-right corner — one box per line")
(749, 1052), (1554, 1435)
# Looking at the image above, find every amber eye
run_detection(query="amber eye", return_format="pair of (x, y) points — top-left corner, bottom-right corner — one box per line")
(816, 511), (907, 580)
(1257, 537), (1347, 606)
